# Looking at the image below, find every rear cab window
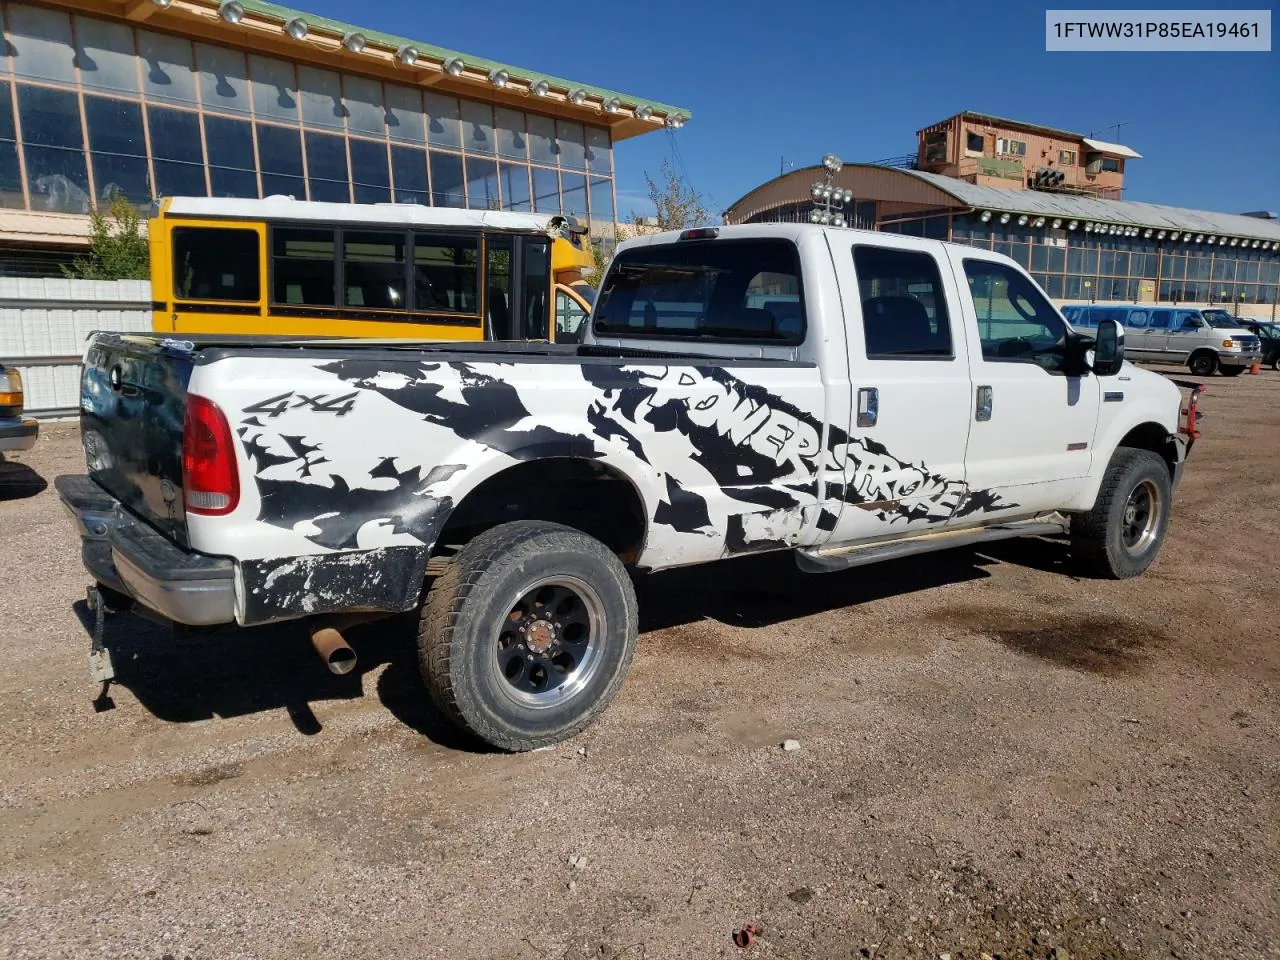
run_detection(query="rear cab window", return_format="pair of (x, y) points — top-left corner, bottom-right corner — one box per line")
(593, 239), (805, 343)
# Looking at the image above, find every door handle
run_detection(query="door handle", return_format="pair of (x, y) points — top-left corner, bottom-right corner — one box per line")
(975, 385), (993, 422)
(856, 387), (878, 427)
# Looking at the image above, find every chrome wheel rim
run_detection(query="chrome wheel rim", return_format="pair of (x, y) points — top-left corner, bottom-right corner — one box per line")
(494, 575), (604, 709)
(1121, 479), (1162, 555)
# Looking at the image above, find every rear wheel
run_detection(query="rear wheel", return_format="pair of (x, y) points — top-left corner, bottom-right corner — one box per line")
(1187, 351), (1218, 376)
(1070, 449), (1172, 579)
(417, 520), (638, 751)
(1220, 365), (1247, 377)
(1271, 356), (1280, 372)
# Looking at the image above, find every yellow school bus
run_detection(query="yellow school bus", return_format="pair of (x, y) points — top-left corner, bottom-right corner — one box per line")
(149, 197), (597, 343)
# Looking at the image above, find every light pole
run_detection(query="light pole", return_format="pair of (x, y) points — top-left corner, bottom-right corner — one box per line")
(809, 153), (852, 228)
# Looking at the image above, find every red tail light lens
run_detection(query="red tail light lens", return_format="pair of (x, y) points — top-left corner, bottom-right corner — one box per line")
(183, 394), (239, 515)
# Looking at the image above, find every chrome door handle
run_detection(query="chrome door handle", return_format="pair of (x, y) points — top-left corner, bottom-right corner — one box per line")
(857, 387), (878, 427)
(975, 385), (993, 422)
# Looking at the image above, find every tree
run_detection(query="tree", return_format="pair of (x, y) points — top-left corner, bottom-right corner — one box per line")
(584, 240), (610, 290)
(63, 190), (150, 281)
(633, 159), (711, 231)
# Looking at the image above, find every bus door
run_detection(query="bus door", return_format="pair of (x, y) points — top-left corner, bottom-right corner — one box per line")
(553, 283), (594, 342)
(484, 234), (553, 341)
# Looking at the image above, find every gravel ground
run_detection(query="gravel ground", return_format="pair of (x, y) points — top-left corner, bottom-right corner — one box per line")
(1, 366), (1277, 960)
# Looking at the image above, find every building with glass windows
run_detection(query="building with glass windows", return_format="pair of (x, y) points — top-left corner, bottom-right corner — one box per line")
(0, 0), (689, 275)
(724, 114), (1280, 319)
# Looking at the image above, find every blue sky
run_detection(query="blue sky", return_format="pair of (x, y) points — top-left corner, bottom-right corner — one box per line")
(304, 0), (1278, 219)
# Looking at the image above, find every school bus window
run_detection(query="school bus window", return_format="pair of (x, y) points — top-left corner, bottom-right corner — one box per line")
(172, 228), (260, 301)
(344, 231), (406, 309)
(414, 234), (480, 314)
(521, 239), (550, 339)
(273, 227), (336, 306)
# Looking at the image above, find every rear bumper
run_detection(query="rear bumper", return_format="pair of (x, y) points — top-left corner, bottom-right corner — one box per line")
(0, 418), (38, 452)
(55, 474), (236, 626)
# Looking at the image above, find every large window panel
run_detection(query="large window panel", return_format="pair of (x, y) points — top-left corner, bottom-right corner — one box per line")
(495, 108), (527, 161)
(531, 165), (560, 213)
(249, 56), (298, 123)
(204, 114), (258, 198)
(196, 43), (250, 115)
(527, 113), (558, 166)
(18, 85), (91, 213)
(584, 126), (612, 173)
(414, 233), (479, 313)
(561, 172), (587, 217)
(429, 151), (464, 208)
(426, 93), (461, 149)
(74, 16), (139, 95)
(138, 30), (197, 107)
(256, 123), (304, 198)
(84, 95), (149, 203)
(343, 231), (405, 309)
(460, 101), (494, 154)
(273, 227), (335, 305)
(349, 137), (390, 203)
(500, 162), (530, 212)
(391, 145), (428, 205)
(343, 75), (385, 138)
(556, 121), (586, 170)
(305, 131), (349, 202)
(0, 83), (25, 209)
(385, 85), (424, 143)
(298, 66), (346, 131)
(465, 156), (498, 210)
(8, 4), (77, 84)
(589, 176), (615, 247)
(150, 105), (205, 199)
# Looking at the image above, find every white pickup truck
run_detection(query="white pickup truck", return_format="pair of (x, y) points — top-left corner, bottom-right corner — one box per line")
(58, 224), (1201, 750)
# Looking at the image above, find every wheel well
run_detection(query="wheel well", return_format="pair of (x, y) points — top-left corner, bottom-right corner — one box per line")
(1118, 422), (1177, 481)
(435, 458), (647, 564)
(1188, 348), (1218, 362)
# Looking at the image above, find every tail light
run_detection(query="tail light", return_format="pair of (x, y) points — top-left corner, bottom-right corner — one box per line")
(0, 367), (23, 418)
(183, 394), (239, 515)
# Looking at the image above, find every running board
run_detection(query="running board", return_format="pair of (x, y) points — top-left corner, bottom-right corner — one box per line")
(794, 516), (1069, 574)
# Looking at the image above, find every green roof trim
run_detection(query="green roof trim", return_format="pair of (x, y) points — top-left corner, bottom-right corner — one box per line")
(237, 0), (691, 120)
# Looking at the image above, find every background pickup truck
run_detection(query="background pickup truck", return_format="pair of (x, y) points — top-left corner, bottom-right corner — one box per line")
(59, 224), (1198, 751)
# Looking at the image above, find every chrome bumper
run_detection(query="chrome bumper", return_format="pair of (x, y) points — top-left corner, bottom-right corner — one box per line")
(55, 475), (236, 626)
(1220, 351), (1263, 367)
(0, 417), (38, 452)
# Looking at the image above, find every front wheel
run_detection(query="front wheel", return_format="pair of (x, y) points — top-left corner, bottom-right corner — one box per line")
(1070, 449), (1172, 579)
(1220, 365), (1247, 377)
(1187, 352), (1218, 376)
(418, 520), (639, 751)
(1271, 355), (1280, 372)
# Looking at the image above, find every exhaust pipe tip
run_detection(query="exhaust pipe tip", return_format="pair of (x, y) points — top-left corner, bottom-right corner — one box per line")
(310, 626), (357, 676)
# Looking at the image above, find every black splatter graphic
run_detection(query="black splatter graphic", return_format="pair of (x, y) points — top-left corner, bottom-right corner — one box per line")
(653, 473), (711, 533)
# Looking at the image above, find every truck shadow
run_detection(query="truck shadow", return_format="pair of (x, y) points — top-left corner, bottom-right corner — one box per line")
(73, 539), (1068, 748)
(72, 601), (478, 751)
(0, 458), (47, 500)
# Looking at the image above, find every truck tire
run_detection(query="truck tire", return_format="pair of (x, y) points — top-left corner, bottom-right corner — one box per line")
(1187, 351), (1217, 376)
(1070, 449), (1171, 580)
(1272, 356), (1280, 372)
(1220, 365), (1246, 377)
(417, 520), (639, 752)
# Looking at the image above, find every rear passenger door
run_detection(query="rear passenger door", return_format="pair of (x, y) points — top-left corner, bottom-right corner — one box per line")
(1122, 308), (1154, 359)
(826, 238), (975, 544)
(947, 252), (1101, 515)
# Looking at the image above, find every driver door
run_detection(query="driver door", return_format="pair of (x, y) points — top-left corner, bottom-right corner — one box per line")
(945, 251), (1101, 515)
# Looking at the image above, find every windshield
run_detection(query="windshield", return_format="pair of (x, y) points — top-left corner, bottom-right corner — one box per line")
(1200, 309), (1241, 329)
(593, 239), (806, 342)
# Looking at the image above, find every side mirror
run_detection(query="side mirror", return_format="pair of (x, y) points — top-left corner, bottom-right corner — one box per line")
(1092, 318), (1125, 376)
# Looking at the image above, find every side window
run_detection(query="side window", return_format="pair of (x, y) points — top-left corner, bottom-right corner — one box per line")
(1126, 310), (1149, 329)
(1177, 310), (1201, 329)
(272, 227), (335, 306)
(962, 258), (1067, 368)
(555, 288), (589, 340)
(521, 238), (551, 340)
(343, 231), (406, 310)
(852, 245), (953, 359)
(414, 233), (480, 314)
(1148, 309), (1172, 330)
(173, 227), (260, 301)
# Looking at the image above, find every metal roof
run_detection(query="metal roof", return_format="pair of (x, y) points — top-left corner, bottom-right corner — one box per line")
(901, 169), (1280, 242)
(162, 197), (576, 232)
(237, 0), (690, 122)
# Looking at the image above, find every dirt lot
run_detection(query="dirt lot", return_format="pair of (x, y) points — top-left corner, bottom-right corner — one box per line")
(1, 365), (1277, 960)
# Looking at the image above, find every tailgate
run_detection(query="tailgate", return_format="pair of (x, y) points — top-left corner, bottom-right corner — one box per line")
(80, 334), (194, 547)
